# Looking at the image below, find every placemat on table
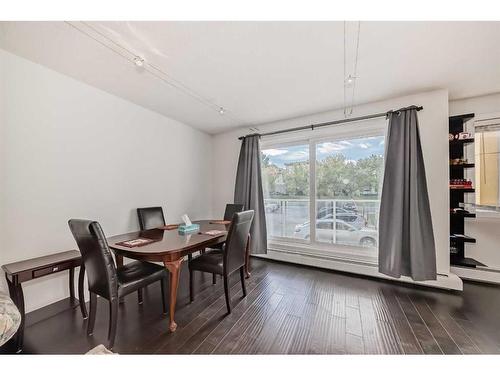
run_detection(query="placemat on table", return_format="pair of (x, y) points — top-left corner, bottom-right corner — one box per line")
(115, 238), (158, 247)
(209, 220), (231, 225)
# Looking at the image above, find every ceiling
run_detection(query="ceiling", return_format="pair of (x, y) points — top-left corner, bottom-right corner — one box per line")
(1, 21), (499, 134)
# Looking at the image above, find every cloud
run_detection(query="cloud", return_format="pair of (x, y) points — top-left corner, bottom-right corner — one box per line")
(317, 142), (346, 154)
(280, 150), (309, 161)
(358, 142), (371, 149)
(262, 148), (289, 157)
(339, 140), (354, 146)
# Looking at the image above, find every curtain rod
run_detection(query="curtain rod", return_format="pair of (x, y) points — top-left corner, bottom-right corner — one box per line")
(238, 105), (423, 140)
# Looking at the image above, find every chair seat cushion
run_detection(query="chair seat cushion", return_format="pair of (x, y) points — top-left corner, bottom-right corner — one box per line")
(117, 261), (167, 297)
(189, 252), (224, 275)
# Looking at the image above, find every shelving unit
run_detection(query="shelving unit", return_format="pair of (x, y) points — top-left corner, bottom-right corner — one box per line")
(449, 113), (481, 268)
(449, 163), (475, 170)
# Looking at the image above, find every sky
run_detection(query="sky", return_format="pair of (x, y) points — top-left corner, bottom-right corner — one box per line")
(262, 136), (385, 167)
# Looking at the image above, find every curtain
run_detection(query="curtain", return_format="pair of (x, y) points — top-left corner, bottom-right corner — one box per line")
(378, 107), (437, 281)
(234, 134), (268, 254)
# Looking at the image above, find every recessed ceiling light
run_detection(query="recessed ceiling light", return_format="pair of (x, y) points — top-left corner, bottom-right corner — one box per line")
(133, 56), (145, 67)
(219, 107), (225, 115)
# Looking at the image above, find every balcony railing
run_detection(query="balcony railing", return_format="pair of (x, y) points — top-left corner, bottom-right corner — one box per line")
(264, 198), (380, 247)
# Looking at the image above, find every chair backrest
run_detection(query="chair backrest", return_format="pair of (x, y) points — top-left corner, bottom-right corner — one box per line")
(137, 207), (165, 230)
(223, 204), (244, 221)
(223, 210), (254, 274)
(68, 219), (117, 300)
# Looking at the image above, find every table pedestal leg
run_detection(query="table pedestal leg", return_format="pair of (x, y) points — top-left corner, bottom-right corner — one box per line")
(164, 258), (182, 332)
(245, 234), (251, 279)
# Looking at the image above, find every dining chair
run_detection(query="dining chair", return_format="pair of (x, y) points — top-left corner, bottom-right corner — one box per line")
(223, 204), (244, 221)
(207, 203), (245, 284)
(68, 219), (168, 349)
(137, 207), (166, 231)
(188, 210), (254, 314)
(136, 207), (167, 303)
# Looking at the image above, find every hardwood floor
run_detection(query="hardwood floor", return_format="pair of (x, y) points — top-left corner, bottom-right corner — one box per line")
(14, 259), (500, 354)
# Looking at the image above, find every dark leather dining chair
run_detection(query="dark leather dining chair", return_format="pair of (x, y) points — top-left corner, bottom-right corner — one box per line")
(223, 204), (244, 221)
(136, 207), (167, 303)
(68, 219), (168, 349)
(137, 207), (166, 231)
(207, 203), (245, 284)
(189, 210), (254, 314)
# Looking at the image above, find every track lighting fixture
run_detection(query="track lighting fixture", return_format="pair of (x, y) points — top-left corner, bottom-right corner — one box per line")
(133, 56), (145, 67)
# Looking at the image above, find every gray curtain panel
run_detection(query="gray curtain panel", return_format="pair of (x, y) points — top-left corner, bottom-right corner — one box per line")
(378, 107), (437, 281)
(234, 134), (268, 254)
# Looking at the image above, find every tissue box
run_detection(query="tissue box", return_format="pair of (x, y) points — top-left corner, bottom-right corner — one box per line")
(178, 224), (200, 234)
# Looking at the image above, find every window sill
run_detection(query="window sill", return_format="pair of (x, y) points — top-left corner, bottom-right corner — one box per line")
(257, 241), (463, 291)
(267, 238), (378, 265)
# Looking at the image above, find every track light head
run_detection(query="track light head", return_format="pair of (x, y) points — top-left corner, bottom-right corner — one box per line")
(344, 75), (357, 87)
(133, 56), (145, 67)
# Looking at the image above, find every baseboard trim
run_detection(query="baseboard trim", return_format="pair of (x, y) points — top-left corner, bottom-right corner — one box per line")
(451, 265), (500, 285)
(254, 249), (463, 291)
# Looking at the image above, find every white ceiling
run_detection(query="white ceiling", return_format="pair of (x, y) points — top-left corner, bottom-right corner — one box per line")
(1, 21), (499, 134)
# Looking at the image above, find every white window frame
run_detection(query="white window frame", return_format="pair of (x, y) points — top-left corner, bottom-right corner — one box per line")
(261, 117), (388, 262)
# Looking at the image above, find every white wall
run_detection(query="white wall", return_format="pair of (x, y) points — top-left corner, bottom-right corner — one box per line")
(213, 89), (453, 285)
(450, 93), (500, 271)
(0, 49), (213, 312)
(450, 93), (500, 116)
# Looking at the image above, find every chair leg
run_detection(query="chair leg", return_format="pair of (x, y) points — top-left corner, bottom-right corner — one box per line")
(223, 276), (231, 314)
(108, 299), (118, 349)
(137, 288), (143, 304)
(87, 292), (97, 336)
(188, 253), (193, 262)
(240, 267), (247, 297)
(160, 278), (168, 315)
(189, 269), (194, 303)
(212, 273), (216, 285)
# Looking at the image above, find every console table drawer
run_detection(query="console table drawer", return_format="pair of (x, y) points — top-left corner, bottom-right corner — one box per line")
(33, 262), (72, 278)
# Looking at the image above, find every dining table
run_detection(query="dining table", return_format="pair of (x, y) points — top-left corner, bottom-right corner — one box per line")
(107, 219), (251, 333)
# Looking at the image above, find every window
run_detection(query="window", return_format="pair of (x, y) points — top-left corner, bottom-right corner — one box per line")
(261, 143), (310, 239)
(261, 119), (386, 259)
(475, 117), (500, 207)
(315, 136), (384, 249)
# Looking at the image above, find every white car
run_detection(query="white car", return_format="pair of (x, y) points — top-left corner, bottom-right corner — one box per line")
(294, 219), (377, 248)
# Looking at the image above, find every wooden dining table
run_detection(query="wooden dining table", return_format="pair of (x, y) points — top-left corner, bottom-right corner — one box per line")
(107, 220), (251, 333)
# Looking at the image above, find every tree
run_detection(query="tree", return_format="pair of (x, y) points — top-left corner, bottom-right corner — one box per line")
(261, 153), (383, 200)
(283, 162), (309, 196)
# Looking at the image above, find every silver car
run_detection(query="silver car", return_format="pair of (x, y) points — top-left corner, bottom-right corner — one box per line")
(294, 219), (377, 248)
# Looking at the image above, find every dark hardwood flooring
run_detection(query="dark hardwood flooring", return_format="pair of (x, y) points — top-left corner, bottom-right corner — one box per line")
(13, 259), (500, 354)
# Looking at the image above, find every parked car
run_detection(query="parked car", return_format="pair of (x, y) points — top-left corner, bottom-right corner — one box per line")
(340, 201), (358, 212)
(317, 209), (366, 229)
(294, 218), (377, 248)
(316, 206), (352, 219)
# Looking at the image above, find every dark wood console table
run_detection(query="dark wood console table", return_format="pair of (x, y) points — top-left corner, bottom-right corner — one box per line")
(2, 250), (87, 352)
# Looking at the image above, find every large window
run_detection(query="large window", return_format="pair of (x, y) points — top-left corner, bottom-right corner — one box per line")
(261, 143), (310, 239)
(475, 118), (500, 207)
(261, 121), (386, 257)
(313, 136), (384, 248)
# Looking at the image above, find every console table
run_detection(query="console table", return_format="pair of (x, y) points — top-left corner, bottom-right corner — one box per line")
(2, 250), (87, 352)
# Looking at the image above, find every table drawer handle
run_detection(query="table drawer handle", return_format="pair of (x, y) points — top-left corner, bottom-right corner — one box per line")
(33, 262), (71, 278)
